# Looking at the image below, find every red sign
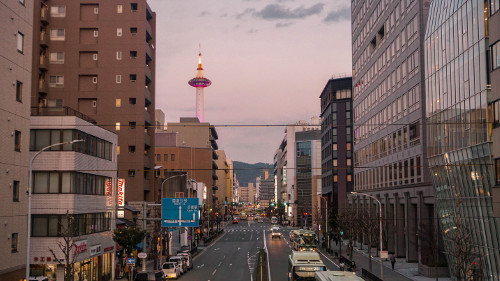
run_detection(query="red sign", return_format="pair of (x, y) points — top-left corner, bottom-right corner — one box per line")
(106, 179), (112, 195)
(104, 246), (114, 252)
(117, 179), (125, 207)
(74, 240), (88, 255)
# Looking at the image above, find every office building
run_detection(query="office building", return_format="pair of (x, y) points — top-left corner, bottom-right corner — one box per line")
(29, 112), (117, 281)
(425, 0), (500, 279)
(350, 0), (435, 267)
(320, 77), (353, 211)
(0, 0), (33, 279)
(31, 0), (156, 203)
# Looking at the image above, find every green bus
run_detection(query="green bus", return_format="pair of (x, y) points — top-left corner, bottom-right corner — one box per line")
(288, 251), (326, 281)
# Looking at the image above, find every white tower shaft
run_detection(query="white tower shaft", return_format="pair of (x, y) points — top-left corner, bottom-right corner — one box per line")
(196, 87), (204, 122)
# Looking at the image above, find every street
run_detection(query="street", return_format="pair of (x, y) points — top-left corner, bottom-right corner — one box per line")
(180, 218), (341, 281)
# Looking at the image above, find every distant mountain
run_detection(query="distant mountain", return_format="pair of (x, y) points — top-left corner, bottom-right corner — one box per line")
(233, 161), (273, 186)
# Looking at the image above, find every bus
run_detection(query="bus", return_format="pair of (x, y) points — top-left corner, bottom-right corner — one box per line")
(288, 251), (326, 281)
(271, 216), (278, 224)
(315, 271), (365, 281)
(292, 230), (317, 252)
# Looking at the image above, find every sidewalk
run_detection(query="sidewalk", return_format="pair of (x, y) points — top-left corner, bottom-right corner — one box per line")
(324, 240), (451, 281)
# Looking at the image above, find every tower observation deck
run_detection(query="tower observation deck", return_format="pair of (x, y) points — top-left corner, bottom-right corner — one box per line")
(188, 52), (211, 122)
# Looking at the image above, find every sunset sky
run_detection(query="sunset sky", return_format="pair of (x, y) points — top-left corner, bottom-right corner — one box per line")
(149, 0), (352, 164)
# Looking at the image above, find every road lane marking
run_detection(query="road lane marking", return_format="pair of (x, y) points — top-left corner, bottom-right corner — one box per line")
(263, 230), (272, 281)
(212, 269), (217, 275)
(317, 249), (340, 268)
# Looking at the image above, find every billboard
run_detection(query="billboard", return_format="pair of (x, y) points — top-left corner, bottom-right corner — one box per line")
(117, 179), (125, 207)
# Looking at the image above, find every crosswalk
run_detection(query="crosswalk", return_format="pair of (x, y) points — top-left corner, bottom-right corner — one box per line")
(227, 229), (265, 232)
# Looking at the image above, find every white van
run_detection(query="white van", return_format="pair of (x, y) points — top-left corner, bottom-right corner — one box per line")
(169, 256), (187, 274)
(162, 262), (181, 279)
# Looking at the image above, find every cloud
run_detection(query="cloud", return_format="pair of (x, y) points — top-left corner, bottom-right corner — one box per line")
(276, 22), (293, 28)
(236, 8), (256, 19)
(199, 11), (210, 17)
(254, 3), (324, 20)
(220, 13), (228, 18)
(247, 28), (258, 33)
(323, 6), (350, 22)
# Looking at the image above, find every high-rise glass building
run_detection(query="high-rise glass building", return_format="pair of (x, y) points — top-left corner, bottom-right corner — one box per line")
(425, 0), (500, 279)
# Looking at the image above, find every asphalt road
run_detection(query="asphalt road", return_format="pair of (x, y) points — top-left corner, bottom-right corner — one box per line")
(179, 219), (340, 281)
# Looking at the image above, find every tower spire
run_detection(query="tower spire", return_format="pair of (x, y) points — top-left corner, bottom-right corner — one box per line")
(188, 50), (212, 122)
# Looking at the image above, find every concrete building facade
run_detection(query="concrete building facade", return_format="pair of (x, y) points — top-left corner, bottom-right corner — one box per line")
(0, 0), (33, 279)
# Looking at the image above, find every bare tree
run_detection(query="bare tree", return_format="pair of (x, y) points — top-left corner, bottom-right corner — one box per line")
(359, 208), (379, 272)
(338, 206), (361, 259)
(48, 211), (80, 281)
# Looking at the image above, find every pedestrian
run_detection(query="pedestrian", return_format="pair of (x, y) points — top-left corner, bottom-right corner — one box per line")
(390, 254), (396, 270)
(340, 261), (345, 271)
(351, 260), (356, 272)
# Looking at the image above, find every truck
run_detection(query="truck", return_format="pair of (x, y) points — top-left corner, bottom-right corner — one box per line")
(288, 251), (326, 281)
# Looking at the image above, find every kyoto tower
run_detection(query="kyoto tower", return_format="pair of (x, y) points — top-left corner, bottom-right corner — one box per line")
(188, 52), (212, 122)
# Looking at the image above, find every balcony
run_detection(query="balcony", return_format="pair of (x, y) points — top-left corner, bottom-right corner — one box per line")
(144, 87), (152, 106)
(145, 45), (153, 64)
(212, 150), (218, 160)
(40, 32), (49, 47)
(145, 66), (152, 84)
(212, 174), (219, 181)
(40, 6), (50, 24)
(31, 106), (97, 124)
(143, 179), (151, 191)
(38, 80), (48, 94)
(39, 54), (48, 71)
(212, 160), (218, 170)
(144, 132), (151, 148)
(144, 155), (151, 168)
(144, 110), (152, 125)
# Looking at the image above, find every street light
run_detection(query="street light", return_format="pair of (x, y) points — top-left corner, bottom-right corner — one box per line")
(26, 139), (84, 280)
(351, 191), (384, 280)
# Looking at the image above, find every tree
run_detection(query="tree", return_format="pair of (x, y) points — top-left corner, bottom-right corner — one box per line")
(48, 211), (80, 281)
(113, 227), (146, 256)
(338, 206), (361, 259)
(359, 208), (379, 272)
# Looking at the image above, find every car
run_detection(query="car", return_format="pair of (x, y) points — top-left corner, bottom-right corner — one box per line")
(271, 227), (281, 239)
(176, 252), (193, 270)
(162, 262), (181, 279)
(169, 256), (187, 275)
(29, 278), (49, 281)
(232, 218), (239, 224)
(257, 218), (264, 223)
(134, 271), (164, 281)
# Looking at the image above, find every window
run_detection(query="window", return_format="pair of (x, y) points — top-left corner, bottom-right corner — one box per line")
(49, 52), (64, 64)
(129, 98), (136, 104)
(130, 51), (137, 58)
(115, 122), (121, 131)
(128, 145), (136, 153)
(156, 154), (161, 161)
(171, 154), (175, 161)
(94, 7), (99, 14)
(130, 27), (138, 34)
(49, 76), (64, 87)
(131, 3), (138, 11)
(13, 181), (19, 202)
(117, 146), (120, 155)
(93, 30), (99, 37)
(164, 154), (168, 161)
(116, 99), (121, 107)
(491, 0), (500, 15)
(492, 41), (500, 70)
(128, 170), (136, 177)
(93, 53), (98, 60)
(50, 5), (66, 17)
(116, 75), (122, 83)
(14, 130), (21, 152)
(92, 100), (97, 107)
(130, 74), (137, 81)
(129, 122), (136, 129)
(117, 4), (123, 13)
(491, 100), (500, 128)
(92, 77), (98, 84)
(496, 159), (500, 186)
(117, 28), (123, 37)
(17, 32), (24, 53)
(116, 51), (122, 60)
(50, 28), (65, 40)
(16, 81), (22, 102)
(11, 233), (18, 253)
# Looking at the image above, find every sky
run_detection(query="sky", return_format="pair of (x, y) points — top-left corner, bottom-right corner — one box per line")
(148, 0), (352, 164)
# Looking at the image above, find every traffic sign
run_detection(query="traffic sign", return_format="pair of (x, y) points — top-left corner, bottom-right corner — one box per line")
(138, 252), (147, 259)
(127, 258), (136, 265)
(380, 251), (389, 259)
(188, 235), (192, 240)
(161, 198), (199, 227)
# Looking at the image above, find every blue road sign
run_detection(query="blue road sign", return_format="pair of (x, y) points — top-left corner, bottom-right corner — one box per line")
(127, 258), (135, 265)
(161, 198), (199, 227)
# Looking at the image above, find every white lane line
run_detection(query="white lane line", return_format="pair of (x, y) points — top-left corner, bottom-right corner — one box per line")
(192, 231), (227, 261)
(212, 269), (217, 275)
(263, 230), (272, 281)
(317, 250), (340, 268)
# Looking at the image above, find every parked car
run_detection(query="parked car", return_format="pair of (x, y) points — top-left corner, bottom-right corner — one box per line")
(162, 262), (181, 279)
(177, 251), (193, 270)
(169, 256), (187, 274)
(134, 271), (163, 281)
(232, 218), (239, 224)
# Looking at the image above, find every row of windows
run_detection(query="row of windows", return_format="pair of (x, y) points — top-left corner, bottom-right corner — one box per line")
(46, 50), (140, 66)
(49, 27), (140, 41)
(33, 171), (111, 195)
(47, 73), (140, 87)
(355, 121), (421, 167)
(30, 129), (113, 161)
(49, 3), (138, 18)
(156, 154), (177, 162)
(492, 40), (500, 70)
(32, 213), (111, 237)
(355, 156), (423, 190)
(489, 99), (500, 128)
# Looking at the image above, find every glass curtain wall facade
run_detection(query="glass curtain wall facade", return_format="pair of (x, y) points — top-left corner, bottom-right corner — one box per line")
(425, 0), (500, 279)
(297, 140), (312, 227)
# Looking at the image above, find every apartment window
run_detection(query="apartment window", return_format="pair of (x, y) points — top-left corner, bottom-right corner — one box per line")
(93, 30), (99, 37)
(116, 75), (122, 83)
(130, 51), (137, 58)
(11, 233), (18, 253)
(117, 146), (120, 155)
(128, 145), (136, 153)
(93, 53), (98, 60)
(49, 52), (64, 64)
(491, 100), (500, 128)
(49, 76), (64, 87)
(94, 7), (99, 14)
(171, 154), (175, 161)
(130, 74), (137, 82)
(164, 154), (168, 161)
(116, 51), (122, 60)
(128, 170), (136, 177)
(496, 159), (500, 186)
(116, 122), (121, 131)
(13, 180), (20, 202)
(92, 77), (98, 84)
(333, 160), (338, 167)
(116, 99), (121, 107)
(16, 32), (24, 53)
(130, 27), (138, 35)
(117, 28), (123, 37)
(50, 5), (66, 17)
(129, 98), (136, 104)
(129, 122), (136, 129)
(14, 130), (21, 152)
(491, 0), (500, 15)
(131, 3), (138, 11)
(493, 41), (500, 70)
(16, 81), (23, 102)
(117, 4), (123, 13)
(50, 28), (65, 41)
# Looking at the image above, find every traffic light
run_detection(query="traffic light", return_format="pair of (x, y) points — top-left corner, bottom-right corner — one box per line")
(283, 202), (287, 206)
(340, 231), (344, 236)
(270, 203), (275, 207)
